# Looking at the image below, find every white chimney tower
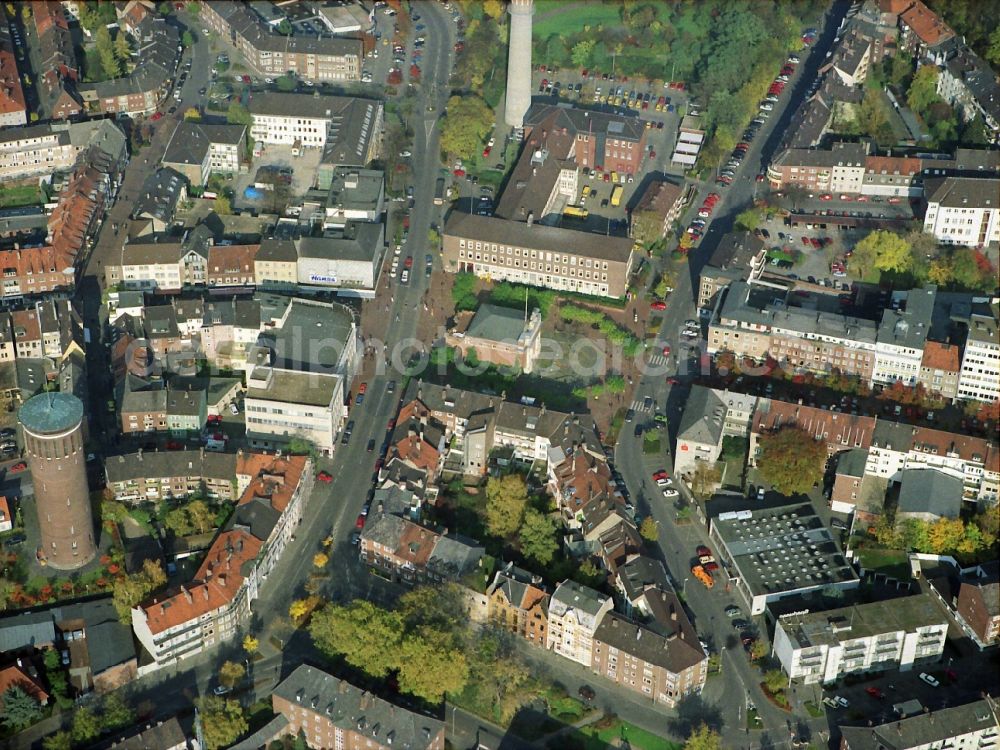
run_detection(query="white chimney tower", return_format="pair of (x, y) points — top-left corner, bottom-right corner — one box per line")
(504, 0), (534, 128)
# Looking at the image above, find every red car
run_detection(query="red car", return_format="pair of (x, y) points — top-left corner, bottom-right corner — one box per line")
(704, 561), (720, 572)
(662, 345), (671, 356)
(482, 146), (491, 157)
(317, 470), (333, 483)
(820, 194), (833, 201)
(150, 112), (163, 121)
(652, 470), (668, 481)
(453, 168), (466, 177)
(9, 462), (26, 473)
(651, 300), (667, 311)
(207, 414), (222, 425)
(865, 687), (885, 699)
(696, 545), (711, 557)
(355, 513), (366, 529)
(241, 75), (251, 83)
(801, 236), (812, 246)
(387, 419), (395, 431)
(667, 377), (679, 385)
(358, 382), (368, 395)
(404, 256), (413, 269)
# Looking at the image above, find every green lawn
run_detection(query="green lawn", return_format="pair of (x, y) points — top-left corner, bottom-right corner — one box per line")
(0, 184), (42, 209)
(533, 1), (623, 40)
(569, 719), (681, 750)
(857, 548), (911, 580)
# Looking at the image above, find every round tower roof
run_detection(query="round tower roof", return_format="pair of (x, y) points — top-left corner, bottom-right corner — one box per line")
(18, 392), (84, 435)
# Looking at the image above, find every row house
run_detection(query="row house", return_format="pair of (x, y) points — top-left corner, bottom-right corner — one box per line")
(766, 142), (869, 192)
(936, 49), (1000, 145)
(840, 697), (1000, 750)
(0, 30), (27, 127)
(897, 0), (957, 64)
(131, 454), (311, 666)
(749, 399), (878, 466)
(546, 580), (612, 667)
(358, 513), (484, 586)
(773, 592), (948, 684)
(9, 299), (83, 362)
(955, 565), (1000, 648)
(33, 0), (81, 120)
(485, 564), (549, 646)
(864, 420), (1000, 504)
(206, 244), (258, 288)
(120, 376), (167, 434)
(104, 449), (239, 504)
(871, 286), (936, 387)
(918, 340), (961, 400)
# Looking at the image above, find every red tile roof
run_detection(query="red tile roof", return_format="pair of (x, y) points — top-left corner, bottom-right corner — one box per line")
(921, 341), (961, 372)
(866, 155), (921, 177)
(207, 244), (260, 277)
(909, 426), (996, 469)
(0, 664), (49, 705)
(0, 48), (26, 118)
(900, 1), (955, 46)
(0, 495), (11, 526)
(753, 400), (877, 452)
(389, 434), (440, 473)
(11, 308), (41, 343)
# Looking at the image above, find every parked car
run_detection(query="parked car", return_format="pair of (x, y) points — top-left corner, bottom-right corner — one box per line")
(578, 685), (596, 701)
(919, 673), (940, 687)
(317, 471), (333, 483)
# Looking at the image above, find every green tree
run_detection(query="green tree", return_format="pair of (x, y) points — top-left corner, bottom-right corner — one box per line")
(749, 639), (768, 661)
(196, 696), (247, 750)
(762, 669), (787, 695)
(2, 686), (43, 730)
(397, 629), (469, 702)
(102, 692), (135, 730)
(399, 584), (465, 636)
(485, 474), (529, 538)
(114, 31), (131, 68)
(78, 2), (99, 31)
(631, 208), (666, 246)
(71, 706), (102, 744)
(482, 0), (505, 21)
(181, 30), (195, 48)
(685, 723), (723, 750)
(465, 627), (531, 723)
(276, 19), (292, 35)
(572, 559), (606, 588)
(226, 102), (251, 126)
(219, 660), (245, 688)
(243, 634), (259, 656)
(309, 601), (403, 677)
(988, 28), (1000, 66)
(95, 26), (122, 79)
(42, 732), (72, 750)
(112, 559), (167, 623)
(440, 95), (493, 163)
(518, 509), (559, 565)
(854, 230), (913, 278)
(187, 499), (215, 534)
(164, 506), (193, 536)
(757, 426), (827, 496)
(571, 39), (596, 69)
(213, 194), (233, 215)
(907, 65), (939, 114)
(734, 207), (764, 232)
(951, 248), (990, 290)
(639, 516), (659, 542)
(276, 74), (298, 91)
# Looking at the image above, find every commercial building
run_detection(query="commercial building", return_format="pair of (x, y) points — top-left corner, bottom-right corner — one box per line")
(244, 665), (444, 750)
(871, 286), (936, 387)
(445, 304), (543, 374)
(958, 304), (1000, 403)
(248, 92), (382, 159)
(161, 122), (246, 187)
(19, 393), (95, 570)
(524, 102), (647, 174)
(922, 176), (1000, 247)
(591, 609), (707, 708)
(708, 503), (859, 615)
(295, 222), (385, 296)
(773, 593), (948, 684)
(245, 367), (344, 455)
(546, 580), (613, 667)
(131, 454), (310, 666)
(201, 2), (363, 83)
(442, 212), (635, 299)
(323, 168), (385, 225)
(839, 697), (1000, 750)
(675, 385), (757, 479)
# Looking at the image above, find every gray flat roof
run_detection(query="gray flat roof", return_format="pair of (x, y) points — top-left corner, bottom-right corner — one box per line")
(712, 502), (858, 597)
(246, 367), (340, 406)
(267, 299), (354, 373)
(19, 392), (83, 435)
(466, 303), (528, 343)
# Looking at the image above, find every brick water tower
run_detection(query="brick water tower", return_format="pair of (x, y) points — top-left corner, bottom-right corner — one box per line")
(504, 0), (534, 128)
(18, 392), (96, 570)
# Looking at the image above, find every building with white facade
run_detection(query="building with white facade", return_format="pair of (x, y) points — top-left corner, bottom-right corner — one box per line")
(545, 581), (612, 668)
(161, 121), (246, 187)
(922, 176), (1000, 247)
(773, 593), (948, 685)
(871, 286), (936, 387)
(295, 222), (385, 297)
(840, 697), (1000, 750)
(244, 367), (344, 456)
(936, 48), (1000, 146)
(958, 304), (1000, 403)
(323, 168), (385, 226)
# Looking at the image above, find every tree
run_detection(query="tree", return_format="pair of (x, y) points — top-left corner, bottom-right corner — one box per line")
(853, 230), (913, 278)
(114, 32), (131, 68)
(2, 686), (43, 730)
(749, 639), (768, 661)
(219, 660), (245, 688)
(482, 0), (505, 21)
(164, 506), (193, 536)
(685, 723), (723, 750)
(928, 255), (955, 285)
(289, 599), (310, 620)
(102, 692), (135, 730)
(309, 601), (403, 678)
(213, 195), (233, 215)
(951, 248), (991, 290)
(907, 65), (939, 114)
(397, 628), (469, 702)
(42, 732), (72, 750)
(196, 696), (247, 750)
(989, 28), (1000, 67)
(187, 499), (214, 534)
(243, 634), (259, 656)
(184, 106), (201, 121)
(571, 39), (596, 69)
(95, 26), (122, 79)
(440, 95), (493, 162)
(226, 102), (252, 126)
(734, 207), (764, 232)
(639, 516), (659, 542)
(762, 669), (787, 695)
(112, 559), (167, 623)
(518, 509), (559, 566)
(313, 552), (329, 568)
(399, 584), (465, 636)
(572, 558), (606, 588)
(691, 461), (722, 499)
(485, 474), (528, 538)
(276, 74), (298, 91)
(181, 30), (195, 48)
(71, 706), (101, 743)
(926, 517), (965, 554)
(757, 426), (827, 496)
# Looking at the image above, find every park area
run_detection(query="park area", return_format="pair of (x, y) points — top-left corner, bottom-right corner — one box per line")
(0, 184), (43, 209)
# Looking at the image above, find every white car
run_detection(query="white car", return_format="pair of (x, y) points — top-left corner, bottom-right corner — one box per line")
(835, 696), (849, 708)
(919, 673), (939, 687)
(760, 102), (774, 111)
(663, 488), (679, 499)
(229, 402), (239, 415)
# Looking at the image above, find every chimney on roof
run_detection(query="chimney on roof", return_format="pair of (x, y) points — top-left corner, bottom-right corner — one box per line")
(527, 211), (534, 227)
(202, 585), (209, 600)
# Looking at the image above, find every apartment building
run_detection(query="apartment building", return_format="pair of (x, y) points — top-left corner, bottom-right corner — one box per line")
(0, 25), (27, 127)
(546, 581), (613, 667)
(708, 503), (859, 616)
(166, 388), (207, 435)
(774, 593), (948, 684)
(591, 611), (707, 708)
(697, 232), (766, 309)
(359, 513), (484, 585)
(131, 454), (310, 666)
(260, 665), (444, 750)
(254, 238), (298, 290)
(828, 31), (871, 86)
(675, 385), (757, 479)
(840, 697), (1000, 750)
(922, 176), (1000, 247)
(105, 449), (239, 504)
(442, 212), (635, 299)
(937, 49), (1000, 145)
(486, 564), (549, 646)
(958, 304), (1000, 403)
(918, 340), (961, 400)
(871, 286), (936, 386)
(955, 567), (1000, 648)
(631, 179), (686, 242)
(161, 121), (246, 187)
(766, 142), (869, 192)
(206, 244), (258, 288)
(862, 154), (923, 197)
(750, 399), (877, 466)
(897, 0), (956, 63)
(865, 420), (999, 504)
(244, 367), (343, 455)
(201, 2), (362, 83)
(0, 123), (75, 180)
(524, 103), (647, 174)
(248, 92), (382, 157)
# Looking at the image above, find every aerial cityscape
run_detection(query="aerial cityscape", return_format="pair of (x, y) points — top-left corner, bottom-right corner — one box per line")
(0, 0), (997, 749)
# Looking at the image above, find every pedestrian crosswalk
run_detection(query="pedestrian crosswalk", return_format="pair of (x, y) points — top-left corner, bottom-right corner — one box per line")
(630, 399), (652, 412)
(647, 354), (670, 367)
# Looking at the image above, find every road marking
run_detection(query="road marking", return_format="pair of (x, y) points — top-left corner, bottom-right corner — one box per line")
(630, 399), (653, 412)
(647, 354), (669, 367)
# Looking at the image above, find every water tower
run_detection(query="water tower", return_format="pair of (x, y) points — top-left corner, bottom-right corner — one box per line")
(504, 0), (534, 128)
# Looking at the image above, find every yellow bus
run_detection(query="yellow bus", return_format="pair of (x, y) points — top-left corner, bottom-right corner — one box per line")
(564, 205), (589, 218)
(611, 185), (624, 207)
